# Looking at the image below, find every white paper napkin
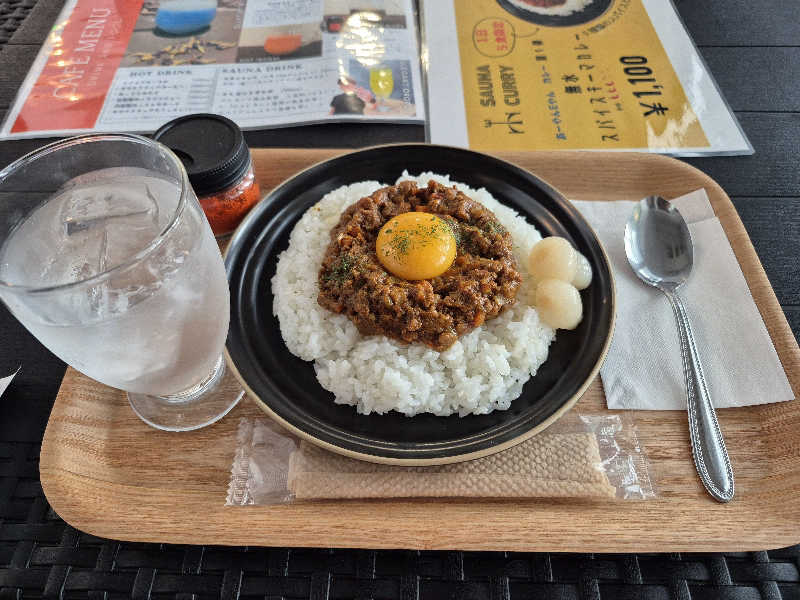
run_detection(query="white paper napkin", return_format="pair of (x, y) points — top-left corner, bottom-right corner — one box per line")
(572, 190), (794, 410)
(0, 367), (19, 399)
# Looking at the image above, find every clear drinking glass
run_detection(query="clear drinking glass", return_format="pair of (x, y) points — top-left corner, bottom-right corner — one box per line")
(0, 134), (242, 431)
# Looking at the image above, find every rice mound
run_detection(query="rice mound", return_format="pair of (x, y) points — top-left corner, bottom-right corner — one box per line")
(506, 0), (595, 17)
(271, 172), (556, 416)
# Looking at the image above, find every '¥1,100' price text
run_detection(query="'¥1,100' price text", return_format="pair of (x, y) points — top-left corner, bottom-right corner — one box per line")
(620, 55), (669, 117)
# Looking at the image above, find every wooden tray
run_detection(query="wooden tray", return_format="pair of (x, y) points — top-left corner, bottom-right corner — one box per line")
(39, 150), (800, 552)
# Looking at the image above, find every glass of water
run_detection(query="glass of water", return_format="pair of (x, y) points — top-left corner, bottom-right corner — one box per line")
(0, 134), (243, 431)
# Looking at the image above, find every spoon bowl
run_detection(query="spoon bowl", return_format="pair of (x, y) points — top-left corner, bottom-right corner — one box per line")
(624, 196), (693, 290)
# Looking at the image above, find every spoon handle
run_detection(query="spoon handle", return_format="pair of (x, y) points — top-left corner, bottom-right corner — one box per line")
(665, 290), (735, 503)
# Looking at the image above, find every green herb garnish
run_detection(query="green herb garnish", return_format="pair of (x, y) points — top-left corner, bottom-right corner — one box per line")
(392, 234), (412, 256)
(442, 217), (461, 247)
(323, 254), (355, 283)
(482, 219), (506, 235)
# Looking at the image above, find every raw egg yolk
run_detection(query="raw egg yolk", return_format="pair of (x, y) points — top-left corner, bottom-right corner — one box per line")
(376, 212), (457, 280)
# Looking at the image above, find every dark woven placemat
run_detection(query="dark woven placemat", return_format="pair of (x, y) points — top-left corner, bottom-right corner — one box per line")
(1, 441), (798, 599)
(0, 0), (37, 48)
(0, 0), (798, 597)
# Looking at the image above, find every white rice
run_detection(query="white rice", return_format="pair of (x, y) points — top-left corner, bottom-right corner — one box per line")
(271, 172), (556, 417)
(507, 0), (594, 17)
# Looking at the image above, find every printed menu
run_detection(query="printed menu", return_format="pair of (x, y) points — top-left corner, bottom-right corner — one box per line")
(1, 0), (425, 138)
(422, 0), (752, 155)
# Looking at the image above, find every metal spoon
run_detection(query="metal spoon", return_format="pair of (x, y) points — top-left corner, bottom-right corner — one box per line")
(624, 196), (734, 503)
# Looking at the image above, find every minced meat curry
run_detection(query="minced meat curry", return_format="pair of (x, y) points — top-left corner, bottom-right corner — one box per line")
(317, 180), (521, 351)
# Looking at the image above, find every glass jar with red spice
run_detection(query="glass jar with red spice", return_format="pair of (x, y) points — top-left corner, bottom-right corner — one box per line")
(154, 114), (260, 237)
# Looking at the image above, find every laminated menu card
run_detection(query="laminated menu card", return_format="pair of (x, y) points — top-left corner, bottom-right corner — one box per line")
(1, 0), (425, 138)
(422, 0), (751, 155)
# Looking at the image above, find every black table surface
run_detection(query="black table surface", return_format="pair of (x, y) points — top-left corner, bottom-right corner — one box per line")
(1, 0), (799, 598)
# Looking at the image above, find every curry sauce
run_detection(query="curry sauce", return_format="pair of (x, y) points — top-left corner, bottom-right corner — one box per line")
(318, 181), (521, 351)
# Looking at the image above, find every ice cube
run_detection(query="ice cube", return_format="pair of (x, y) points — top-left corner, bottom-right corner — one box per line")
(61, 182), (159, 235)
(1, 171), (178, 296)
(59, 181), (163, 276)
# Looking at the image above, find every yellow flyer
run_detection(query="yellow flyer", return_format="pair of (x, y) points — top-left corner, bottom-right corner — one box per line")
(423, 0), (751, 155)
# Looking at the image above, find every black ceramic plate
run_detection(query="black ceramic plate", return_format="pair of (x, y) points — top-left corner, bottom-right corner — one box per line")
(224, 145), (614, 465)
(496, 0), (613, 27)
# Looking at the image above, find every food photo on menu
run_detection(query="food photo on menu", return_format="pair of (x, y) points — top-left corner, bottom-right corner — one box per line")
(0, 0), (798, 590)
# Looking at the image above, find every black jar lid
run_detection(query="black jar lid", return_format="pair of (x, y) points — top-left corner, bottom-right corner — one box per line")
(154, 114), (250, 197)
